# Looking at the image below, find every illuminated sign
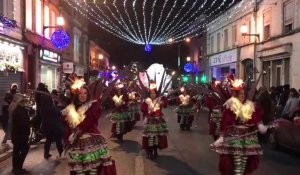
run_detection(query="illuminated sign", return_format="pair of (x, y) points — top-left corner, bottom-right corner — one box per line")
(40, 49), (60, 62)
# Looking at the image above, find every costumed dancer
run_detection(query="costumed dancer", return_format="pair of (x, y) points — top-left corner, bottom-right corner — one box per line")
(141, 83), (168, 159)
(110, 83), (131, 142)
(211, 79), (272, 175)
(128, 83), (141, 127)
(175, 87), (194, 130)
(62, 79), (116, 175)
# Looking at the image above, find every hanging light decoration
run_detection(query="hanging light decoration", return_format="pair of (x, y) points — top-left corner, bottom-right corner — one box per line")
(50, 29), (70, 49)
(144, 44), (152, 52)
(64, 0), (239, 45)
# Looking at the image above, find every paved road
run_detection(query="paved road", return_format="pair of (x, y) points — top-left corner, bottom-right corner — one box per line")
(1, 107), (300, 175)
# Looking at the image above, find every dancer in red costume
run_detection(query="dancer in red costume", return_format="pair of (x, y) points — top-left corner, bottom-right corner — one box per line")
(211, 79), (273, 175)
(128, 83), (141, 127)
(110, 83), (131, 142)
(141, 83), (168, 159)
(62, 80), (116, 175)
(175, 87), (194, 130)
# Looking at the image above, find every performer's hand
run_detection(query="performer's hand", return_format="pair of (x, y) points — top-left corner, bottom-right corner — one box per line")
(257, 123), (268, 134)
(68, 133), (76, 144)
(211, 136), (224, 147)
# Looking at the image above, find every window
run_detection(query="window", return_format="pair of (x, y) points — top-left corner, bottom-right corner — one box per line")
(283, 0), (294, 33)
(51, 10), (56, 36)
(0, 1), (4, 14)
(25, 0), (32, 30)
(224, 29), (228, 50)
(35, 0), (42, 34)
(210, 35), (214, 53)
(74, 34), (80, 62)
(232, 25), (237, 47)
(248, 20), (251, 42)
(263, 11), (271, 40)
(44, 5), (50, 38)
(217, 33), (221, 52)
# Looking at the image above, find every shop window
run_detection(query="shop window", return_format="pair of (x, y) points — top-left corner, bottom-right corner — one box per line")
(276, 66), (282, 87)
(35, 0), (42, 34)
(283, 0), (294, 33)
(224, 29), (229, 50)
(217, 33), (221, 52)
(25, 0), (32, 30)
(74, 34), (80, 62)
(264, 25), (270, 40)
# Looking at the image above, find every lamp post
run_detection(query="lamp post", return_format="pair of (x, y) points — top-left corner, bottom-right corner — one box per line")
(43, 16), (65, 37)
(240, 23), (260, 81)
(168, 37), (191, 69)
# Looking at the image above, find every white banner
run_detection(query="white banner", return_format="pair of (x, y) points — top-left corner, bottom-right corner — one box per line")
(209, 49), (237, 67)
(75, 66), (85, 76)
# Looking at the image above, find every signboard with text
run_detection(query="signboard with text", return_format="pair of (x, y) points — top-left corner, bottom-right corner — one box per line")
(209, 49), (237, 67)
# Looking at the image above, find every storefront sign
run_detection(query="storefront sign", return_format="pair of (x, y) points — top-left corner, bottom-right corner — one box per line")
(209, 49), (237, 67)
(0, 42), (24, 72)
(75, 66), (85, 77)
(63, 62), (74, 74)
(40, 49), (60, 63)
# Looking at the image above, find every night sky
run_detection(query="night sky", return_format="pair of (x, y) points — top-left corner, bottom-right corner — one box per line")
(87, 0), (240, 70)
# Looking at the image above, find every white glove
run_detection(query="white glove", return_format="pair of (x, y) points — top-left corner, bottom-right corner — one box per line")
(257, 123), (268, 134)
(211, 136), (224, 146)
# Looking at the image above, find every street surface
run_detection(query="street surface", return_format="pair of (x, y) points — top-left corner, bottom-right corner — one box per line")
(0, 107), (300, 175)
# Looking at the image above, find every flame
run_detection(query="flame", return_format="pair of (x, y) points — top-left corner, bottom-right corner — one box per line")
(149, 83), (157, 90)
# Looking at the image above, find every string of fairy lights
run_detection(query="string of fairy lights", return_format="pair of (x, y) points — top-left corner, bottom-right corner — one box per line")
(64, 0), (242, 46)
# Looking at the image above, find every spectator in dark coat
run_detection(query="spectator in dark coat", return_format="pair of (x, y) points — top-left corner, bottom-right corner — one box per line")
(1, 83), (18, 145)
(256, 86), (275, 125)
(278, 84), (290, 107)
(39, 94), (63, 159)
(10, 94), (31, 174)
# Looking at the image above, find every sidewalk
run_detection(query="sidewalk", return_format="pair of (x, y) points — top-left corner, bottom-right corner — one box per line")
(0, 129), (12, 167)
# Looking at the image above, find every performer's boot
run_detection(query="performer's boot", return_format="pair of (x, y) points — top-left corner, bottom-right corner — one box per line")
(153, 145), (158, 159)
(117, 134), (123, 142)
(180, 124), (185, 130)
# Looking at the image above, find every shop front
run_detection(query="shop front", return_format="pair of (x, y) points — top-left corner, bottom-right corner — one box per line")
(0, 38), (26, 93)
(39, 48), (61, 91)
(209, 49), (238, 81)
(257, 44), (292, 89)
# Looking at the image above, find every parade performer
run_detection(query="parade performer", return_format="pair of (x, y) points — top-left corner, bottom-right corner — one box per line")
(211, 79), (271, 175)
(62, 79), (116, 175)
(128, 84), (141, 127)
(175, 87), (194, 130)
(110, 83), (131, 142)
(141, 83), (168, 159)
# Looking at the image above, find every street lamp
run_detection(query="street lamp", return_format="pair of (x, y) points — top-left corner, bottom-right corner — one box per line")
(43, 15), (65, 36)
(171, 71), (176, 76)
(240, 23), (260, 81)
(186, 56), (191, 61)
(184, 37), (191, 43)
(112, 65), (116, 70)
(98, 54), (104, 60)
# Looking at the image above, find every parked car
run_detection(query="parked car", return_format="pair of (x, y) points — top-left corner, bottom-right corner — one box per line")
(269, 117), (300, 154)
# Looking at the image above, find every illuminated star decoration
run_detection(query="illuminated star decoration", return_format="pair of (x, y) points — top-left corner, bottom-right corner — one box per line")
(144, 44), (152, 52)
(50, 29), (70, 49)
(64, 0), (239, 45)
(184, 62), (193, 73)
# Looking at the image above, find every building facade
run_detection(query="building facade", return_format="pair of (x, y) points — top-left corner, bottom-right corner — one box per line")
(206, 0), (257, 86)
(206, 0), (300, 89)
(24, 0), (63, 91)
(89, 41), (110, 82)
(256, 0), (300, 89)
